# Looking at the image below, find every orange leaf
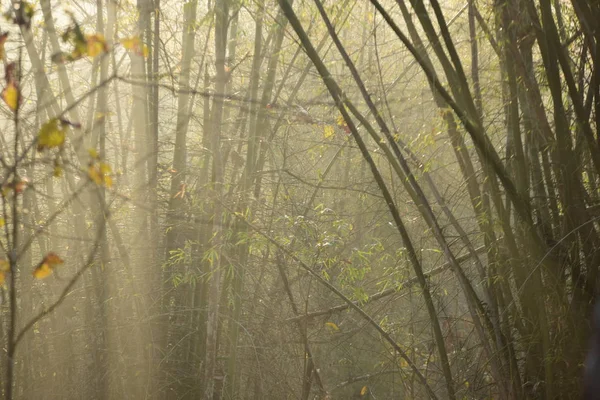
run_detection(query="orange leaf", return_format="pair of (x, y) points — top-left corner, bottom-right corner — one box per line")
(14, 178), (27, 194)
(0, 271), (5, 285)
(174, 183), (186, 199)
(44, 252), (64, 266)
(360, 386), (368, 396)
(2, 178), (28, 195)
(86, 33), (108, 57)
(33, 263), (52, 279)
(0, 32), (8, 59)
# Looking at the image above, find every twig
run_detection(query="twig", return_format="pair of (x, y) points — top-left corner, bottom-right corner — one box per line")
(285, 243), (487, 323)
(13, 211), (107, 349)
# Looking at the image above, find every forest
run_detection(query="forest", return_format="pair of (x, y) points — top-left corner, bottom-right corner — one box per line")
(0, 0), (599, 399)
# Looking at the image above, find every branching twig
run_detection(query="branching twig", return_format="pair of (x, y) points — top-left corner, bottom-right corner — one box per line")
(17, 182), (90, 258)
(13, 210), (107, 350)
(284, 243), (487, 323)
(227, 205), (438, 400)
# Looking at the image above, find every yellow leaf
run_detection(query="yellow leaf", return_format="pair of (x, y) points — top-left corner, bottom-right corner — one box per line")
(400, 358), (408, 368)
(0, 217), (5, 227)
(53, 165), (63, 177)
(121, 36), (148, 57)
(323, 125), (335, 139)
(3, 82), (18, 111)
(0, 259), (9, 271)
(86, 33), (107, 57)
(88, 161), (112, 187)
(88, 148), (99, 159)
(72, 42), (87, 60)
(104, 175), (113, 188)
(33, 263), (52, 279)
(37, 119), (67, 151)
(120, 36), (140, 51)
(0, 271), (4, 285)
(99, 162), (112, 175)
(360, 386), (368, 396)
(325, 322), (339, 332)
(88, 165), (102, 185)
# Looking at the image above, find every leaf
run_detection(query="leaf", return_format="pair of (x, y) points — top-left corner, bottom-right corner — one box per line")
(44, 252), (64, 266)
(64, 22), (87, 58)
(0, 218), (5, 227)
(53, 164), (63, 177)
(400, 358), (408, 368)
(37, 118), (67, 151)
(325, 321), (339, 332)
(33, 263), (52, 279)
(86, 33), (107, 57)
(174, 183), (186, 199)
(2, 81), (18, 111)
(33, 252), (63, 279)
(0, 271), (4, 285)
(51, 51), (69, 64)
(13, 1), (34, 28)
(99, 162), (111, 175)
(14, 179), (27, 193)
(88, 164), (102, 185)
(60, 22), (107, 61)
(0, 32), (8, 59)
(0, 259), (9, 271)
(88, 160), (113, 188)
(323, 125), (335, 139)
(360, 386), (368, 396)
(120, 36), (140, 51)
(4, 62), (15, 82)
(121, 36), (148, 57)
(103, 175), (113, 188)
(2, 178), (28, 195)
(88, 148), (99, 159)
